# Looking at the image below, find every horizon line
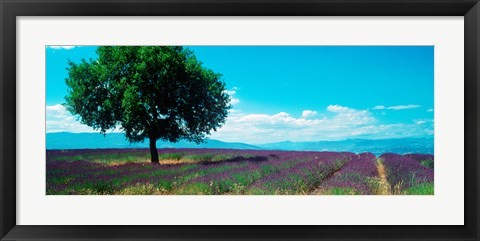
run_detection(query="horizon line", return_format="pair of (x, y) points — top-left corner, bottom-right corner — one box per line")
(46, 131), (434, 145)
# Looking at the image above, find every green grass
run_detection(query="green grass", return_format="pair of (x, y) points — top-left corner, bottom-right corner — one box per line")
(47, 150), (433, 195)
(324, 187), (359, 195)
(210, 154), (237, 162)
(420, 160), (434, 168)
(51, 152), (150, 164)
(181, 153), (216, 162)
(158, 152), (185, 160)
(402, 182), (434, 195)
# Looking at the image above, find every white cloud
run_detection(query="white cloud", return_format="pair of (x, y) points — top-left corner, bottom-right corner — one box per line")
(46, 104), (90, 132)
(224, 90), (235, 95)
(211, 105), (380, 144)
(387, 105), (421, 110)
(427, 108), (434, 112)
(46, 120), (96, 133)
(210, 104), (434, 144)
(228, 109), (241, 113)
(46, 104), (121, 133)
(327, 105), (349, 113)
(224, 87), (237, 96)
(326, 105), (375, 126)
(47, 102), (432, 144)
(46, 104), (65, 111)
(46, 104), (69, 118)
(224, 87), (240, 106)
(47, 46), (77, 50)
(424, 129), (434, 135)
(413, 119), (434, 126)
(230, 98), (240, 105)
(372, 104), (422, 111)
(301, 110), (317, 119)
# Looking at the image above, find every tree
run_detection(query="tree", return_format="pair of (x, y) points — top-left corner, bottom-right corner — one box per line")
(65, 46), (230, 163)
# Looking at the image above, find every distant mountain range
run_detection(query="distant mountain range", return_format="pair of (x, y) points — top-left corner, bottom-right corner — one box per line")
(46, 132), (433, 155)
(257, 138), (433, 155)
(46, 132), (259, 150)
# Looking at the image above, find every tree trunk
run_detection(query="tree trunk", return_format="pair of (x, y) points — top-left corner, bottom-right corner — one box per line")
(149, 138), (159, 164)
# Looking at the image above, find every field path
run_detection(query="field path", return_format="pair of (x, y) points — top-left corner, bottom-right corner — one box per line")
(309, 166), (344, 195)
(310, 158), (392, 195)
(310, 186), (324, 195)
(376, 158), (391, 195)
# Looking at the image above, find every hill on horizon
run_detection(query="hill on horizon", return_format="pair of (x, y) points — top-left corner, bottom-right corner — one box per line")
(46, 132), (433, 155)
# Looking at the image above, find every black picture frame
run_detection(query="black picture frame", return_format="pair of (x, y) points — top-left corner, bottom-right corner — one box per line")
(1, 0), (479, 240)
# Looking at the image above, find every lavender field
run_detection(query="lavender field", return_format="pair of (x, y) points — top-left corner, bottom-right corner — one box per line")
(46, 149), (434, 195)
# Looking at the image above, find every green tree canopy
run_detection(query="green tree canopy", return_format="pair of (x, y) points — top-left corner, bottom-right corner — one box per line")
(65, 46), (230, 163)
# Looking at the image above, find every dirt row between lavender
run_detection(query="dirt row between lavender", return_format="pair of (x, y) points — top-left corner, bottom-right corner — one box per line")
(375, 158), (391, 195)
(309, 157), (391, 195)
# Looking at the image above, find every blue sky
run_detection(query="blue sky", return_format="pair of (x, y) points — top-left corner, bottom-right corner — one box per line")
(46, 46), (434, 144)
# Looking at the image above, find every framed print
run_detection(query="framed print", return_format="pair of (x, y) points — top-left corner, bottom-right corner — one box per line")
(1, 0), (479, 240)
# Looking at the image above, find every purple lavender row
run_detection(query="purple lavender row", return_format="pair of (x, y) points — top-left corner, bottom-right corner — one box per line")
(316, 153), (378, 194)
(47, 148), (334, 161)
(47, 149), (304, 194)
(246, 152), (356, 194)
(47, 159), (189, 180)
(47, 160), (195, 194)
(404, 154), (434, 161)
(404, 154), (434, 168)
(118, 156), (254, 191)
(47, 148), (148, 159)
(380, 153), (434, 191)
(85, 150), (330, 194)
(179, 151), (322, 194)
(46, 148), (266, 182)
(47, 157), (249, 194)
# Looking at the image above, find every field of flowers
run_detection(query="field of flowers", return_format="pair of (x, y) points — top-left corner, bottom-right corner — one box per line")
(380, 153), (434, 194)
(46, 148), (434, 195)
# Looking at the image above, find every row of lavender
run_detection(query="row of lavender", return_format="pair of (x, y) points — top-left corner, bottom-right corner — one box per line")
(380, 153), (434, 194)
(46, 149), (434, 195)
(47, 149), (278, 194)
(182, 151), (357, 195)
(47, 149), (359, 194)
(314, 153), (379, 194)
